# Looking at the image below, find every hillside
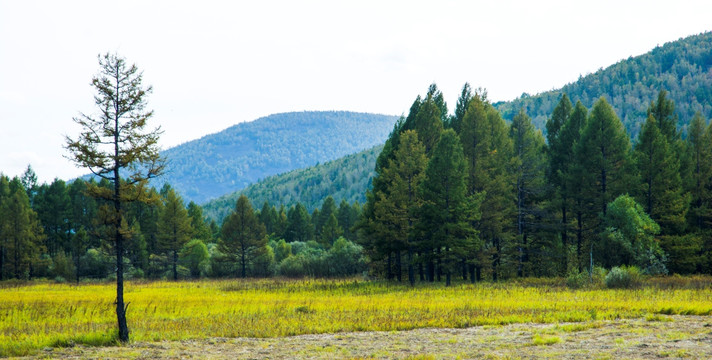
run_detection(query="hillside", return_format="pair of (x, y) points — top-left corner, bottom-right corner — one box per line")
(202, 144), (382, 222)
(202, 33), (712, 221)
(494, 31), (712, 138)
(151, 111), (397, 203)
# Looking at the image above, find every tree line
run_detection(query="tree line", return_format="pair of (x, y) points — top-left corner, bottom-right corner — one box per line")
(361, 84), (712, 285)
(0, 171), (365, 281)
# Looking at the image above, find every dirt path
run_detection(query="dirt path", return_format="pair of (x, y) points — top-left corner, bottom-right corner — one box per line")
(34, 315), (712, 359)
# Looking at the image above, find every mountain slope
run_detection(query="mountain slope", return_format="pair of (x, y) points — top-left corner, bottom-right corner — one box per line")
(207, 33), (712, 219)
(495, 31), (712, 138)
(152, 111), (397, 203)
(202, 144), (382, 222)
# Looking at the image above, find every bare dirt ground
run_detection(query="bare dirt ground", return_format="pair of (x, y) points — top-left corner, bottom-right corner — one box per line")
(31, 315), (712, 359)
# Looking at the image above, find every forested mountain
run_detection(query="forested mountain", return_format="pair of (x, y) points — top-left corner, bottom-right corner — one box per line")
(495, 31), (712, 138)
(202, 145), (381, 222)
(202, 32), (712, 220)
(152, 111), (397, 203)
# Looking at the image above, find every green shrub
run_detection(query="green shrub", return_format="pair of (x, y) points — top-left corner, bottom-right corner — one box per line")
(605, 266), (642, 289)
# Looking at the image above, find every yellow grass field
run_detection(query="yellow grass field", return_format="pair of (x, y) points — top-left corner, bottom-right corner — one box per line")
(1, 278), (711, 357)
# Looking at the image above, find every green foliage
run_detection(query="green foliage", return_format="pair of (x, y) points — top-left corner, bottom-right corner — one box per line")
(496, 32), (712, 139)
(599, 195), (665, 274)
(419, 129), (479, 282)
(179, 239), (209, 278)
(49, 251), (75, 281)
(276, 238), (366, 277)
(605, 266), (642, 289)
(203, 145), (381, 223)
(153, 111), (397, 204)
(219, 195), (267, 278)
(458, 93), (514, 280)
(157, 188), (193, 280)
(510, 109), (548, 277)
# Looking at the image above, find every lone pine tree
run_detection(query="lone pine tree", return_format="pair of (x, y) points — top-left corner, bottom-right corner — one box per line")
(65, 53), (164, 342)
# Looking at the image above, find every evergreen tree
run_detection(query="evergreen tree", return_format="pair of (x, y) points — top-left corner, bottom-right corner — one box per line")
(510, 109), (548, 277)
(412, 92), (444, 156)
(220, 195), (266, 278)
(156, 187), (193, 280)
(545, 94), (573, 271)
(562, 101), (589, 270)
(419, 129), (480, 286)
(372, 130), (427, 285)
(187, 201), (212, 242)
(20, 165), (38, 206)
(449, 83), (473, 132)
(34, 179), (71, 256)
(315, 196), (337, 238)
(686, 113), (712, 231)
(65, 53), (164, 342)
(319, 213), (342, 247)
(337, 199), (358, 241)
(3, 178), (45, 279)
(633, 114), (687, 234)
(575, 97), (632, 269)
(285, 203), (313, 242)
(647, 90), (679, 143)
(458, 94), (514, 280)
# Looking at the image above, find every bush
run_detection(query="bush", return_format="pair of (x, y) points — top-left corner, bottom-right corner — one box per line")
(180, 239), (210, 278)
(605, 266), (642, 289)
(79, 249), (109, 279)
(50, 251), (76, 280)
(251, 245), (276, 277)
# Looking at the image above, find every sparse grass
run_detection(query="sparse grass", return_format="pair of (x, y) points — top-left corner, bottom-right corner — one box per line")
(531, 334), (562, 346)
(2, 277), (712, 357)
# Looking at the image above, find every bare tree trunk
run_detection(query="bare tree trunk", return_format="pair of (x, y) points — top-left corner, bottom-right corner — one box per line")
(114, 165), (129, 343)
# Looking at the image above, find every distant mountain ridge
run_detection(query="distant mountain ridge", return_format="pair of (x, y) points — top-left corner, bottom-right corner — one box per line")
(150, 111), (398, 204)
(494, 31), (712, 138)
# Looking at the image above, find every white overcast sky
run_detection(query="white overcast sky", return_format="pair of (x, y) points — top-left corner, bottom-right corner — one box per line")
(1, 0), (711, 184)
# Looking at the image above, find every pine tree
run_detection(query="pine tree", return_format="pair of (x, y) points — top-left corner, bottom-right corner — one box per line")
(575, 97), (632, 269)
(4, 178), (45, 279)
(510, 109), (548, 277)
(372, 130), (427, 285)
(64, 53), (164, 342)
(562, 101), (588, 270)
(419, 129), (480, 286)
(157, 187), (193, 280)
(285, 203), (313, 242)
(647, 90), (679, 143)
(34, 179), (71, 256)
(449, 83), (473, 132)
(633, 115), (687, 234)
(458, 94), (514, 280)
(319, 213), (342, 247)
(220, 195), (266, 278)
(187, 201), (212, 242)
(545, 94), (573, 270)
(686, 113), (712, 231)
(315, 196), (337, 239)
(412, 92), (444, 156)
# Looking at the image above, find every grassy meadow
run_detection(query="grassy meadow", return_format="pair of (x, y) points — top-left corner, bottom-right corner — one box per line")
(2, 277), (712, 357)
